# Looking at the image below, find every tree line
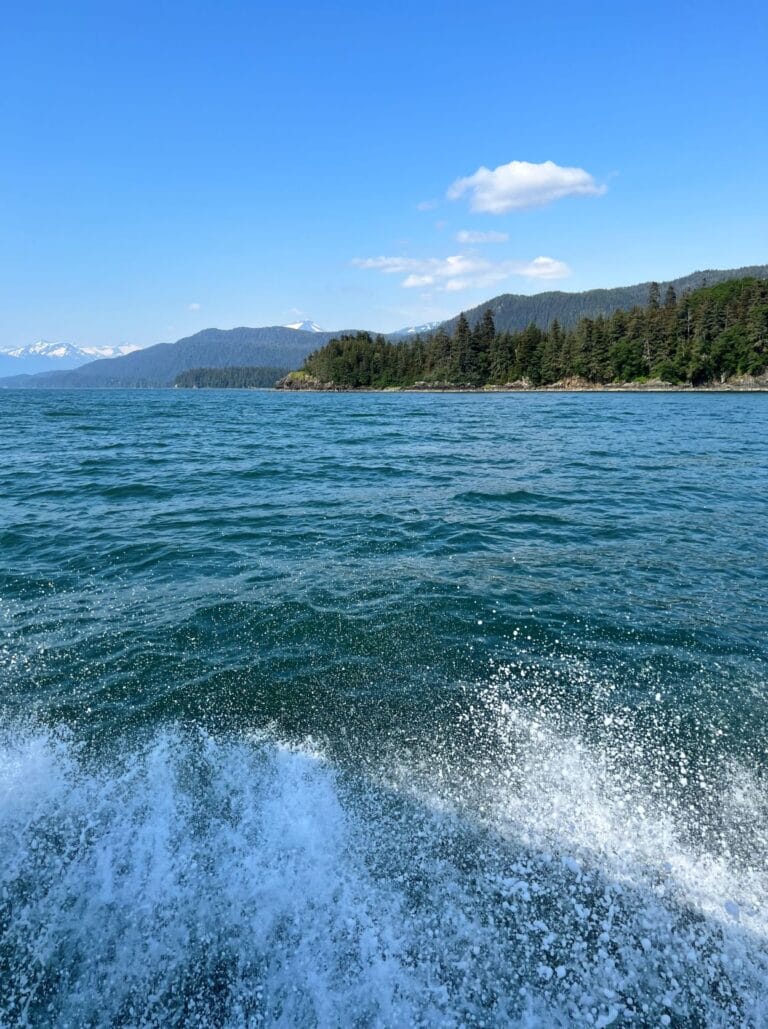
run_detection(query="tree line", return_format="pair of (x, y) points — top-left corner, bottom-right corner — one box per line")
(174, 366), (290, 388)
(299, 278), (768, 388)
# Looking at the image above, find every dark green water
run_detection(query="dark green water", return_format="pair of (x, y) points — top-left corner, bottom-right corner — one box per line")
(1, 389), (766, 1026)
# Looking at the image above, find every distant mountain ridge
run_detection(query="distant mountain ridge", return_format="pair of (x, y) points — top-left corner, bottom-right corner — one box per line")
(440, 265), (768, 334)
(0, 326), (360, 388)
(0, 339), (138, 377)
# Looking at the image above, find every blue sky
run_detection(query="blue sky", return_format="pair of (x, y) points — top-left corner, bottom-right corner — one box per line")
(1, 0), (766, 348)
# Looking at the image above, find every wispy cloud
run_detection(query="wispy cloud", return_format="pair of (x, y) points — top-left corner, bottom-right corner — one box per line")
(448, 159), (606, 213)
(416, 199), (439, 211)
(517, 256), (571, 280)
(352, 253), (570, 292)
(456, 229), (509, 243)
(188, 302), (201, 311)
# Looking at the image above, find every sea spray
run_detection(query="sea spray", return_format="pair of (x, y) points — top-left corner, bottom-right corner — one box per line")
(0, 726), (428, 1026)
(1, 709), (766, 1026)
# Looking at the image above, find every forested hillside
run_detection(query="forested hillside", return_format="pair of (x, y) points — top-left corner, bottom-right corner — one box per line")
(440, 265), (768, 334)
(0, 326), (354, 388)
(174, 366), (289, 388)
(294, 278), (768, 388)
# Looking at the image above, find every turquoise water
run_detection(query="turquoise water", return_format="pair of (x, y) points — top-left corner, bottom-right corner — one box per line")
(1, 389), (767, 1026)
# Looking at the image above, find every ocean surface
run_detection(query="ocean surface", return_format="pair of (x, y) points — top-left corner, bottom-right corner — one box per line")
(1, 388), (767, 1027)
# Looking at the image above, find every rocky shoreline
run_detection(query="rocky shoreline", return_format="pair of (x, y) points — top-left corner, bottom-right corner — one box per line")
(275, 372), (768, 393)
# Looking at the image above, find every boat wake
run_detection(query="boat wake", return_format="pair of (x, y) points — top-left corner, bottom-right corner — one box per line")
(1, 689), (766, 1027)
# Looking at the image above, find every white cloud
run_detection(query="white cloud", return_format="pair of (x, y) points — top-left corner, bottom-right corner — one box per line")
(516, 256), (571, 280)
(353, 257), (425, 274)
(351, 253), (570, 292)
(448, 159), (606, 213)
(188, 302), (201, 311)
(456, 229), (509, 243)
(416, 199), (439, 211)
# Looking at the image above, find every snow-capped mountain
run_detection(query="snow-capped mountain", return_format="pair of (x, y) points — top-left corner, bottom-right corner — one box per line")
(83, 343), (140, 358)
(0, 340), (139, 377)
(389, 321), (442, 338)
(284, 320), (324, 333)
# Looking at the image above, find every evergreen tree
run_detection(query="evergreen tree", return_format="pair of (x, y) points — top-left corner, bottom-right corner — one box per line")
(453, 313), (472, 381)
(540, 319), (564, 383)
(515, 325), (544, 383)
(428, 328), (452, 379)
(586, 316), (611, 382)
(489, 330), (512, 383)
(466, 308), (495, 384)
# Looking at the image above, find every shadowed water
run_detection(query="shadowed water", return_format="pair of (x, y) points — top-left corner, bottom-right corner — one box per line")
(1, 389), (767, 1026)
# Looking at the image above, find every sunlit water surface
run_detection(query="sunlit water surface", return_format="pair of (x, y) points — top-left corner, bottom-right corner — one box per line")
(1, 389), (766, 1026)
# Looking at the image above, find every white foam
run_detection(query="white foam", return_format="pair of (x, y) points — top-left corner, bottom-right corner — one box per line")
(1, 713), (766, 1026)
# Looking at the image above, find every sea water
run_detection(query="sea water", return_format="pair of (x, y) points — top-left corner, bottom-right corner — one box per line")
(1, 389), (766, 1026)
